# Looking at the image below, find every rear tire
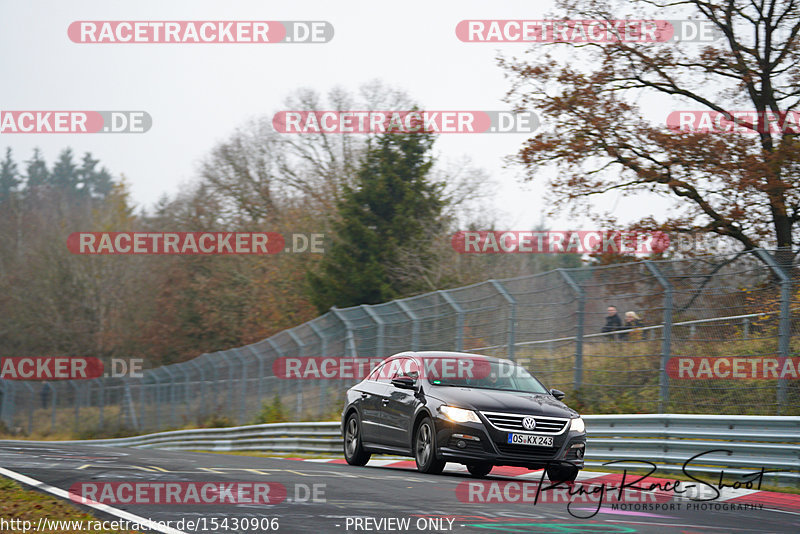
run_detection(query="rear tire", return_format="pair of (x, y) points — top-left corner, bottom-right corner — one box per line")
(466, 462), (493, 478)
(414, 417), (445, 474)
(546, 464), (579, 482)
(343, 413), (370, 466)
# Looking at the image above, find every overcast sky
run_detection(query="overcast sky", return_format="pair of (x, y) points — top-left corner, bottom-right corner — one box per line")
(0, 0), (690, 230)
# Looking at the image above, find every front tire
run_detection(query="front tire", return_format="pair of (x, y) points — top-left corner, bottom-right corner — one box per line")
(466, 462), (493, 478)
(343, 413), (370, 466)
(546, 464), (579, 482)
(414, 417), (445, 474)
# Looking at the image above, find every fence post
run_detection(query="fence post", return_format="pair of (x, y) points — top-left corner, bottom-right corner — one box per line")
(644, 261), (673, 413)
(48, 382), (57, 432)
(558, 269), (585, 390)
(438, 290), (464, 351)
(331, 308), (357, 357)
(266, 338), (288, 409)
(70, 381), (81, 434)
(309, 321), (329, 419)
(490, 279), (517, 361)
(188, 359), (206, 422)
(229, 349), (248, 424)
(150, 371), (162, 430)
(159, 367), (176, 428)
(754, 249), (791, 414)
(361, 305), (385, 358)
(174, 363), (191, 420)
(243, 346), (265, 411)
(288, 330), (306, 421)
(122, 378), (139, 430)
(396, 300), (420, 351)
(23, 382), (33, 434)
(97, 379), (104, 430)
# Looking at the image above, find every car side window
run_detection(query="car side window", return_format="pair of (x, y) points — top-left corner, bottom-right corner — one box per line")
(370, 362), (394, 383)
(387, 357), (419, 381)
(367, 363), (385, 382)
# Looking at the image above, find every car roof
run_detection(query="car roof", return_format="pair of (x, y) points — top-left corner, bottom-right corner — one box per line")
(382, 351), (512, 365)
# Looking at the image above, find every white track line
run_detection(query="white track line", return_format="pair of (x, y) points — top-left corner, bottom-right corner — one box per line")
(0, 466), (186, 534)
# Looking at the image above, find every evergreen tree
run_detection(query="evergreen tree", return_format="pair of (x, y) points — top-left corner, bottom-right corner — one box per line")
(308, 131), (444, 311)
(0, 148), (20, 204)
(25, 148), (50, 191)
(50, 148), (79, 193)
(77, 152), (113, 198)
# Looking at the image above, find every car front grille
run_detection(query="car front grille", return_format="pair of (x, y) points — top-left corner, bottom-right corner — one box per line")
(494, 442), (560, 458)
(480, 412), (569, 434)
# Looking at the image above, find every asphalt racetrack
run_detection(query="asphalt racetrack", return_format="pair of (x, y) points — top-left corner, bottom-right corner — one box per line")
(0, 441), (798, 534)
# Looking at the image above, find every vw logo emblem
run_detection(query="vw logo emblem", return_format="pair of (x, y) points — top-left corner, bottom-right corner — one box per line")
(522, 416), (536, 430)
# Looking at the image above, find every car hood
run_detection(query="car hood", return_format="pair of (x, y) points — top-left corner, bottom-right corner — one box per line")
(428, 387), (577, 418)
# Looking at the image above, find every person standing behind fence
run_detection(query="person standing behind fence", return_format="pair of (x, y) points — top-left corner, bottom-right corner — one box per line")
(619, 311), (644, 341)
(601, 305), (622, 340)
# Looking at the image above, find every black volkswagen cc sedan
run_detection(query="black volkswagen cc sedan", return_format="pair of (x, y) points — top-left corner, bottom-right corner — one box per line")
(341, 351), (586, 481)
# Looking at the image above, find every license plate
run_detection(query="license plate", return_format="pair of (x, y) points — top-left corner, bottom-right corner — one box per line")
(507, 433), (553, 447)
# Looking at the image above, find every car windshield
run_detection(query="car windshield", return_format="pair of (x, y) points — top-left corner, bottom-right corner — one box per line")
(430, 360), (550, 394)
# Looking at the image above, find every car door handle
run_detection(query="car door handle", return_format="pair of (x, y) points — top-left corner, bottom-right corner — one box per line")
(382, 399), (390, 406)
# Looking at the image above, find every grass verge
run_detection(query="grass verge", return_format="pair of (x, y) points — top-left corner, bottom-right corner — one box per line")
(0, 476), (141, 533)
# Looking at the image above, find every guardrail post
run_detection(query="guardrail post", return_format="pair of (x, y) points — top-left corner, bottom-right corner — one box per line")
(490, 280), (517, 361)
(396, 300), (420, 351)
(645, 261), (673, 413)
(288, 330), (306, 421)
(361, 305), (385, 358)
(438, 290), (465, 351)
(558, 269), (585, 390)
(754, 249), (791, 414)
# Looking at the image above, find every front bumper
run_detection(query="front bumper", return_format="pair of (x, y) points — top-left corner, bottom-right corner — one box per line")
(433, 413), (586, 469)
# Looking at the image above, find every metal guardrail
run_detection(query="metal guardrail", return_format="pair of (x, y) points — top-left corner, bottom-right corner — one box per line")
(11, 414), (797, 486)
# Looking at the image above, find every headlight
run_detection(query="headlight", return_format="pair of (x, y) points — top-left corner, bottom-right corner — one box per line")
(440, 406), (481, 423)
(570, 417), (585, 433)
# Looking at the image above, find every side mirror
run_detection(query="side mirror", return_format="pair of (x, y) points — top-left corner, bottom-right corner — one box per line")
(391, 376), (417, 390)
(550, 388), (565, 400)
